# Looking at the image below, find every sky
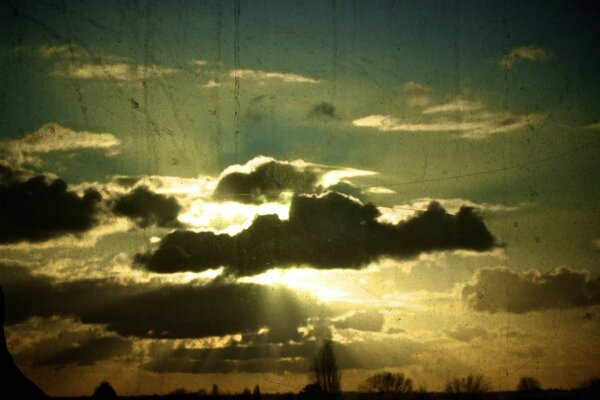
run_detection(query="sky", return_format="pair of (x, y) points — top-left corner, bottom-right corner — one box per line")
(0, 0), (599, 396)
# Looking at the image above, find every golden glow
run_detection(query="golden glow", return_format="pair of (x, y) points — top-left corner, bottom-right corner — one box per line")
(178, 200), (289, 235)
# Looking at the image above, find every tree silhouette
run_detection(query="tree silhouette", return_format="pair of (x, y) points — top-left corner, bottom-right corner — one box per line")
(252, 384), (261, 400)
(517, 376), (541, 391)
(359, 372), (413, 394)
(311, 339), (341, 394)
(445, 374), (489, 395)
(92, 381), (117, 398)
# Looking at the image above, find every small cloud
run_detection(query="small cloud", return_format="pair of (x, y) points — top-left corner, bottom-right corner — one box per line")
(365, 187), (395, 195)
(229, 69), (319, 84)
(401, 82), (433, 107)
(446, 325), (490, 342)
(190, 58), (209, 66)
(500, 46), (551, 69)
(1, 122), (121, 166)
(112, 186), (182, 228)
(583, 122), (600, 130)
(202, 79), (222, 88)
(309, 102), (336, 119)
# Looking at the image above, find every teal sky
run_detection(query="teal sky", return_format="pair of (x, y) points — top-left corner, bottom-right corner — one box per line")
(1, 0), (599, 396)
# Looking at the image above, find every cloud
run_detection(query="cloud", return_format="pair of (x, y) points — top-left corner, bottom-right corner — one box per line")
(0, 262), (322, 342)
(1, 122), (121, 166)
(143, 336), (424, 374)
(401, 82), (433, 106)
(423, 98), (484, 114)
(309, 102), (337, 119)
(213, 158), (317, 203)
(7, 317), (132, 368)
(446, 325), (490, 342)
(229, 69), (319, 84)
(40, 43), (178, 82)
(112, 186), (182, 228)
(462, 267), (600, 313)
(352, 111), (544, 139)
(0, 168), (102, 244)
(190, 59), (208, 66)
(583, 122), (600, 130)
(137, 192), (497, 276)
(201, 79), (222, 88)
(334, 310), (384, 332)
(52, 63), (179, 81)
(500, 46), (551, 68)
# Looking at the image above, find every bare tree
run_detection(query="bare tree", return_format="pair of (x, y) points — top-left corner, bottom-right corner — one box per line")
(311, 339), (341, 393)
(445, 374), (489, 394)
(517, 376), (541, 391)
(359, 372), (413, 394)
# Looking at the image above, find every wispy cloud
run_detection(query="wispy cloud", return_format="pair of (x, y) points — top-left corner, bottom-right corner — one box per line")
(52, 63), (178, 81)
(401, 82), (433, 106)
(353, 112), (543, 139)
(423, 97), (483, 114)
(353, 92), (545, 140)
(500, 46), (551, 69)
(229, 69), (319, 84)
(42, 44), (179, 81)
(1, 122), (121, 166)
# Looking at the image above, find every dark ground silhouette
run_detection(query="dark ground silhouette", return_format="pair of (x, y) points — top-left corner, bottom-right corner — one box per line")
(0, 285), (47, 398)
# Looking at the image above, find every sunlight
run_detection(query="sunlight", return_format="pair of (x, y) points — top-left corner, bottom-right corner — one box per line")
(240, 268), (349, 303)
(178, 200), (290, 235)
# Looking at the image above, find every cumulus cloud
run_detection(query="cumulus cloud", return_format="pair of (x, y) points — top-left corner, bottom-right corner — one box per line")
(1, 122), (121, 166)
(229, 69), (319, 84)
(334, 310), (384, 332)
(500, 46), (551, 69)
(112, 186), (182, 228)
(213, 158), (318, 203)
(462, 267), (600, 313)
(137, 192), (497, 276)
(0, 262), (322, 342)
(401, 82), (433, 106)
(0, 167), (102, 244)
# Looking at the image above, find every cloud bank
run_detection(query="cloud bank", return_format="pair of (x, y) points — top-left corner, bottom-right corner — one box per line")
(462, 267), (600, 313)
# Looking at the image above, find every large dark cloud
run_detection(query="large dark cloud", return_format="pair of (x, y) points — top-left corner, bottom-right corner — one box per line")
(462, 267), (600, 313)
(138, 192), (497, 276)
(0, 263), (324, 342)
(112, 186), (181, 228)
(213, 160), (317, 203)
(0, 168), (101, 243)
